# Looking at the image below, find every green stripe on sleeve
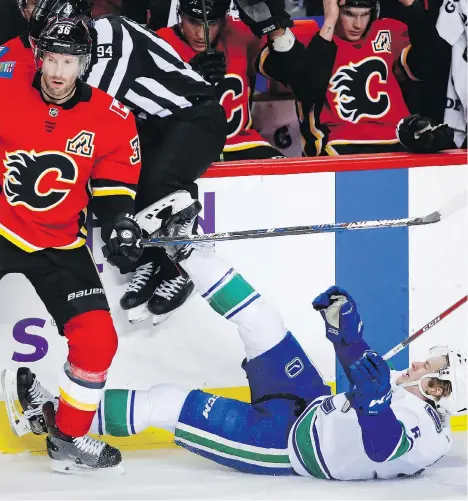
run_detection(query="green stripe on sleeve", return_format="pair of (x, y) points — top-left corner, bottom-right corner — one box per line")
(103, 389), (131, 437)
(208, 274), (256, 316)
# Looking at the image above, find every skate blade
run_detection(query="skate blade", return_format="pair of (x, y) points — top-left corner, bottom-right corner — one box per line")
(0, 369), (31, 437)
(151, 288), (196, 326)
(51, 459), (125, 476)
(151, 311), (172, 327)
(127, 302), (152, 324)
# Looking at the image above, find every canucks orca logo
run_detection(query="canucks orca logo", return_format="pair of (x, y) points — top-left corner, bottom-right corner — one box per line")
(329, 57), (390, 124)
(3, 150), (78, 211)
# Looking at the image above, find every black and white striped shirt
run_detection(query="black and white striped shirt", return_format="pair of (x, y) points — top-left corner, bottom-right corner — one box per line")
(85, 15), (212, 118)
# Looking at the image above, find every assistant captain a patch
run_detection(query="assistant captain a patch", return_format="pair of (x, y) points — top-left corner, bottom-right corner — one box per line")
(0, 61), (15, 79)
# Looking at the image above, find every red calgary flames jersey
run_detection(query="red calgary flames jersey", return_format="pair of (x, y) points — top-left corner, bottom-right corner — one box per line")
(0, 70), (141, 252)
(291, 19), (410, 155)
(158, 17), (271, 152)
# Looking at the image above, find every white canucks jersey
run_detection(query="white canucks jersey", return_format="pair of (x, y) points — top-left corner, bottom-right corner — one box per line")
(287, 371), (452, 480)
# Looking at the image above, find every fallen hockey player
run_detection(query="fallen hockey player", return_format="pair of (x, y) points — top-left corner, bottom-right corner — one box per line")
(2, 191), (466, 479)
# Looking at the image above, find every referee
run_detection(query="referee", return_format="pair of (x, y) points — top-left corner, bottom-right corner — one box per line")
(26, 0), (227, 325)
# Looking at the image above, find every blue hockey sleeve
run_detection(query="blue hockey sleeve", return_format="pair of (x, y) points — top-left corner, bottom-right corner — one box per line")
(357, 408), (414, 463)
(335, 340), (372, 385)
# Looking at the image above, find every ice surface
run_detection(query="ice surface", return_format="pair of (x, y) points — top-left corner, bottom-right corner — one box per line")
(0, 433), (466, 500)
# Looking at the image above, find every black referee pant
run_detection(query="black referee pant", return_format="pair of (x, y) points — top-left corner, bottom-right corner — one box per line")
(131, 99), (227, 271)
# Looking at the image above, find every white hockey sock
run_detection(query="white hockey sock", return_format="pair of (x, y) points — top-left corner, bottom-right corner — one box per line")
(90, 385), (189, 436)
(181, 248), (287, 361)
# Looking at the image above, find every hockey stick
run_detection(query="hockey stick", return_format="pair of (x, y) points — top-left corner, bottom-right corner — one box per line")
(381, 295), (467, 361)
(341, 295), (467, 412)
(200, 0), (213, 53)
(140, 192), (466, 247)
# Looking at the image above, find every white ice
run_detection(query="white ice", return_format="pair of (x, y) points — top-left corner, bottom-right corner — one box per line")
(0, 433), (466, 500)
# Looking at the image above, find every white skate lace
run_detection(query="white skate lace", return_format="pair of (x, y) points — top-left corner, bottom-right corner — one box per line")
(177, 220), (193, 236)
(154, 276), (187, 300)
(73, 435), (106, 456)
(24, 378), (54, 419)
(126, 262), (154, 293)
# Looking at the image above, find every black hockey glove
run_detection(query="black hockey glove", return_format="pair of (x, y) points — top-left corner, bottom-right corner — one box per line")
(233, 0), (292, 37)
(190, 50), (227, 86)
(396, 115), (457, 154)
(102, 214), (143, 270)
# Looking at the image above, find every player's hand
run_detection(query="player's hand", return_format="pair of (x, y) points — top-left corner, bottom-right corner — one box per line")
(397, 115), (456, 153)
(323, 0), (343, 25)
(233, 0), (292, 37)
(102, 214), (143, 270)
(348, 351), (392, 415)
(312, 286), (363, 345)
(189, 50), (227, 86)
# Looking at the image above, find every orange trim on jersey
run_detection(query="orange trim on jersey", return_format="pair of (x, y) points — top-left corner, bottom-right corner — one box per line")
(0, 223), (42, 253)
(400, 45), (421, 82)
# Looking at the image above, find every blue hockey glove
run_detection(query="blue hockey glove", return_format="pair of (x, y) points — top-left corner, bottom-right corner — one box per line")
(312, 286), (363, 345)
(348, 351), (392, 415)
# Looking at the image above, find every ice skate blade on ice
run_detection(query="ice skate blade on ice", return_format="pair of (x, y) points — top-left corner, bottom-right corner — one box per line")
(50, 459), (125, 476)
(151, 285), (196, 326)
(127, 302), (151, 324)
(0, 369), (31, 436)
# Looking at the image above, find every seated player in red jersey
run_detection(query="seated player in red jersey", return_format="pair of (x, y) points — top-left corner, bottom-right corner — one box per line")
(157, 0), (284, 160)
(237, 0), (446, 156)
(0, 16), (145, 473)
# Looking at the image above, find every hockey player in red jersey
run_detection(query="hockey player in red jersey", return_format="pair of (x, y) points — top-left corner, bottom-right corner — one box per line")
(237, 0), (443, 155)
(0, 16), (144, 473)
(157, 0), (284, 160)
(1, 0), (228, 328)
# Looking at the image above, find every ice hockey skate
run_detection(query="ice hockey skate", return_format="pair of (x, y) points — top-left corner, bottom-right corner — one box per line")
(142, 190), (202, 324)
(120, 191), (201, 324)
(43, 401), (123, 475)
(120, 261), (162, 323)
(1, 367), (55, 436)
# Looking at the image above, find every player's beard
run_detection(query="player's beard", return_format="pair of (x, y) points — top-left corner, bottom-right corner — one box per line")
(41, 75), (77, 104)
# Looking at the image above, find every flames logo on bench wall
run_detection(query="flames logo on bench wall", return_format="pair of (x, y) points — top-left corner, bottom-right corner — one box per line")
(3, 150), (78, 211)
(329, 57), (391, 124)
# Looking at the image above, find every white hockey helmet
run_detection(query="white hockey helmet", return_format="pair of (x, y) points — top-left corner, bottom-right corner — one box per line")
(401, 345), (467, 418)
